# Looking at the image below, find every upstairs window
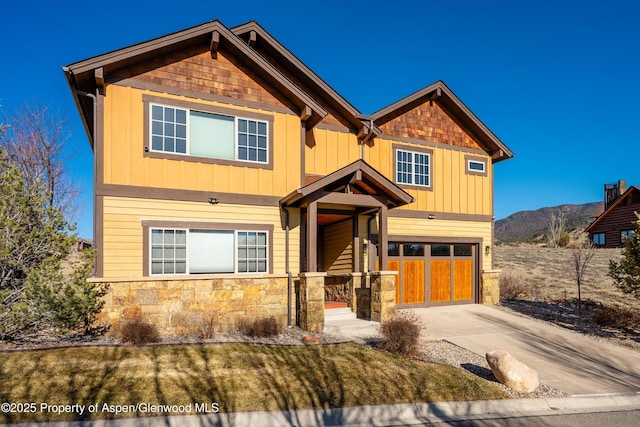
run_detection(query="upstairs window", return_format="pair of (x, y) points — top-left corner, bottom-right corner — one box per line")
(150, 103), (268, 164)
(396, 149), (431, 187)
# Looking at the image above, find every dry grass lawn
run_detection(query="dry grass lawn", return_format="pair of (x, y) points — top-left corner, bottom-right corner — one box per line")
(495, 244), (640, 310)
(0, 343), (507, 424)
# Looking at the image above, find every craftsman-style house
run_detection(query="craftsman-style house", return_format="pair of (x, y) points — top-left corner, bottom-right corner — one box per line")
(64, 20), (514, 334)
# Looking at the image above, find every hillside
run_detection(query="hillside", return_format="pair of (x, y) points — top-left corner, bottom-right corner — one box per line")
(495, 202), (602, 243)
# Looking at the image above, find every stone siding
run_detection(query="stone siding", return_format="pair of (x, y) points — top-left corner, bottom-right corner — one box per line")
(93, 275), (290, 335)
(370, 271), (397, 323)
(481, 270), (501, 305)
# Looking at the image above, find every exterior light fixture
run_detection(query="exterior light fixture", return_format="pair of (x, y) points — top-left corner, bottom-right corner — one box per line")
(485, 245), (491, 256)
(208, 196), (220, 205)
(428, 214), (435, 220)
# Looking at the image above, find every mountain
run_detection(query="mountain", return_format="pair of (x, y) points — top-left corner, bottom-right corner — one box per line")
(495, 202), (603, 243)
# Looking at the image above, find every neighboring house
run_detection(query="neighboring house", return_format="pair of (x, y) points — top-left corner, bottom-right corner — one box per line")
(64, 20), (513, 334)
(73, 238), (94, 253)
(586, 180), (640, 248)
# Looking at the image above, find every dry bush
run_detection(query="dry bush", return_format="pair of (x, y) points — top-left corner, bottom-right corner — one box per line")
(499, 269), (530, 301)
(379, 311), (423, 356)
(593, 305), (640, 330)
(119, 318), (160, 345)
(238, 316), (280, 338)
(198, 310), (218, 340)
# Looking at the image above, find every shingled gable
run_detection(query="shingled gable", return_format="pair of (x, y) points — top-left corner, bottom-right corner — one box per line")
(231, 21), (373, 136)
(371, 80), (514, 162)
(63, 20), (328, 147)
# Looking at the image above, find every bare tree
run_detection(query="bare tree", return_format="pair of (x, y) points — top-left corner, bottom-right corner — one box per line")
(1, 103), (79, 219)
(571, 240), (596, 314)
(547, 210), (567, 248)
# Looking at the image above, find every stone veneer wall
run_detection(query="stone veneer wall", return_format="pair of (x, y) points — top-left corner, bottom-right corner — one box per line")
(370, 271), (397, 323)
(91, 275), (291, 335)
(481, 270), (501, 305)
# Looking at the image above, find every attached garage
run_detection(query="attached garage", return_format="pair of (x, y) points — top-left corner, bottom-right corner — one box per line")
(387, 241), (479, 306)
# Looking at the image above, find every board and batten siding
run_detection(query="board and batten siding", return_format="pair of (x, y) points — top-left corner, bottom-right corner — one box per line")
(322, 219), (353, 273)
(386, 217), (493, 271)
(101, 196), (300, 278)
(103, 85), (302, 196)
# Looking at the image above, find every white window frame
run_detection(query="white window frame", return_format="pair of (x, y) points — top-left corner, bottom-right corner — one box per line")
(149, 102), (269, 164)
(395, 148), (431, 188)
(467, 159), (486, 173)
(149, 228), (269, 275)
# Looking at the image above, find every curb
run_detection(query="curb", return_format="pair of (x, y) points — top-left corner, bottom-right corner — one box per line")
(5, 393), (640, 427)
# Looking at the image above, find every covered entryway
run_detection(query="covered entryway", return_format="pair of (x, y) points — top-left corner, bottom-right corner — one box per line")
(387, 241), (478, 306)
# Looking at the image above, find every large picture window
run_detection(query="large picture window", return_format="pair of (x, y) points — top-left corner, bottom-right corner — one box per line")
(150, 103), (269, 164)
(395, 148), (431, 187)
(150, 228), (268, 275)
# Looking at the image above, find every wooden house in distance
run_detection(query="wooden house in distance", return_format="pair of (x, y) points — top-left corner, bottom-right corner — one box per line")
(586, 180), (640, 248)
(63, 20), (514, 334)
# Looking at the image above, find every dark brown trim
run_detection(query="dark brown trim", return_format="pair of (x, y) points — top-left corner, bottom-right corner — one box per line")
(142, 94), (274, 170)
(389, 209), (493, 222)
(392, 144), (434, 192)
(307, 201), (318, 272)
(95, 195), (104, 277)
(464, 154), (488, 177)
(142, 220), (274, 277)
(382, 133), (489, 156)
(388, 235), (483, 245)
(97, 183), (281, 206)
(300, 121), (306, 187)
(315, 191), (385, 208)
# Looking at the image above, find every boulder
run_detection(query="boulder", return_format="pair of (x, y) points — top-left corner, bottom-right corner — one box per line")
(486, 350), (539, 393)
(302, 335), (323, 345)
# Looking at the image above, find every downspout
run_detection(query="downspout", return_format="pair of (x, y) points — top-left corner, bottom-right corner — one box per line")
(282, 204), (293, 327)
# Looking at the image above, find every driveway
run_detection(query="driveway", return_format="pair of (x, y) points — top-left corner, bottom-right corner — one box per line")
(408, 304), (640, 396)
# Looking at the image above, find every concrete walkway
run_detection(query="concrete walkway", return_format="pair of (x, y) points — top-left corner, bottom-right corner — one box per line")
(410, 304), (640, 396)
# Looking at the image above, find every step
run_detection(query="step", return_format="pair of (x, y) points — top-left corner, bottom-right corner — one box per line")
(324, 308), (357, 322)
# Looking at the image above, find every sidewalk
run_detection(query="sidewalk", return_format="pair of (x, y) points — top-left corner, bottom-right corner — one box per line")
(5, 393), (640, 427)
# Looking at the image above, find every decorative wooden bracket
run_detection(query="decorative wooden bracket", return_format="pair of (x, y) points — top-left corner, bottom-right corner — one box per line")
(248, 30), (257, 47)
(299, 105), (312, 122)
(429, 87), (442, 106)
(210, 31), (220, 59)
(95, 67), (104, 88)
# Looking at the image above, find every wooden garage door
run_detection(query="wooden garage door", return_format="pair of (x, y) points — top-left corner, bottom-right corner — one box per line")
(453, 260), (473, 301)
(403, 260), (425, 304)
(430, 260), (451, 302)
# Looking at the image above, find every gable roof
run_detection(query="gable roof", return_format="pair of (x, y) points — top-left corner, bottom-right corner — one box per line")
(281, 159), (414, 209)
(585, 186), (640, 233)
(231, 21), (369, 134)
(63, 20), (328, 147)
(371, 80), (514, 162)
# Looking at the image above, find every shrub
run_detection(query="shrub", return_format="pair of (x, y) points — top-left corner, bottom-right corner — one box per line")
(593, 305), (640, 330)
(379, 311), (423, 356)
(238, 316), (280, 338)
(499, 269), (529, 301)
(198, 310), (218, 340)
(119, 318), (160, 345)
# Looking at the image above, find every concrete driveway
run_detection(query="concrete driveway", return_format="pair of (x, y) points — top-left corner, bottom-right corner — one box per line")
(408, 304), (640, 396)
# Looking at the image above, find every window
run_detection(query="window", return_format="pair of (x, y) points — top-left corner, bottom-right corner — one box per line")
(465, 155), (488, 176)
(454, 244), (473, 257)
(592, 232), (605, 246)
(468, 160), (486, 173)
(403, 243), (425, 257)
(396, 149), (430, 187)
(621, 229), (635, 243)
(150, 228), (268, 275)
(150, 103), (268, 163)
(431, 244), (451, 257)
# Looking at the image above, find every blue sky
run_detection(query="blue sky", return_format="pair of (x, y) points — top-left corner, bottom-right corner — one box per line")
(2, 0), (639, 238)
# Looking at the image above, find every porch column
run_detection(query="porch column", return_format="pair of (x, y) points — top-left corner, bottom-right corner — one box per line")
(352, 215), (360, 272)
(378, 205), (388, 270)
(306, 201), (318, 272)
(299, 272), (326, 332)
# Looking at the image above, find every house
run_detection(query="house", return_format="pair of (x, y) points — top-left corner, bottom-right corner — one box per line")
(63, 20), (514, 335)
(586, 180), (640, 248)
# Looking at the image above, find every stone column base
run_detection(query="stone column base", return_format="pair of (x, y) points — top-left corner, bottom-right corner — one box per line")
(481, 270), (501, 305)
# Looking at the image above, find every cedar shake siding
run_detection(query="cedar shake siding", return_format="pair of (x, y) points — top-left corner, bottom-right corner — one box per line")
(379, 102), (482, 150)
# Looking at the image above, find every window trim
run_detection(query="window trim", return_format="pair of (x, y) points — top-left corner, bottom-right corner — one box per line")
(142, 94), (274, 170)
(392, 144), (433, 191)
(621, 229), (635, 244)
(142, 220), (273, 276)
(465, 154), (488, 176)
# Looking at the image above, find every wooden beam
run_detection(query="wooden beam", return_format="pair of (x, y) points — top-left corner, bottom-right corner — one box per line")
(210, 31), (220, 59)
(307, 201), (318, 272)
(429, 87), (442, 106)
(248, 30), (257, 47)
(299, 105), (312, 121)
(94, 67), (104, 88)
(378, 206), (388, 270)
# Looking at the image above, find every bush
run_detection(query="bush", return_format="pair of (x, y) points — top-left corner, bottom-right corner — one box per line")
(238, 316), (280, 338)
(379, 311), (423, 356)
(119, 318), (160, 345)
(198, 310), (218, 340)
(499, 269), (529, 301)
(593, 305), (640, 330)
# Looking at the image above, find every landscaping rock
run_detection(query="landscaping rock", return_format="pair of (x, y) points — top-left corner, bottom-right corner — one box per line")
(486, 350), (539, 393)
(302, 335), (323, 344)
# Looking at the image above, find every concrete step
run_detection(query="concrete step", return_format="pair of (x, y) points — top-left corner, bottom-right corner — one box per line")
(324, 308), (357, 321)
